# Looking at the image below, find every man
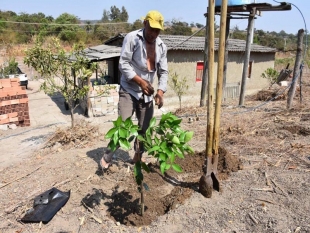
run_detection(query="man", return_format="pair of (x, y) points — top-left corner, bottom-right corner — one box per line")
(101, 10), (168, 168)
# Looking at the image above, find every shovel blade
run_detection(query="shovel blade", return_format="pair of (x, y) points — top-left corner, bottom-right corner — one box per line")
(199, 174), (213, 198)
(211, 172), (220, 192)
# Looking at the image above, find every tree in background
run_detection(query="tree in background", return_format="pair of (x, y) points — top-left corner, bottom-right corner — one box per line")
(168, 71), (189, 109)
(24, 37), (97, 127)
(163, 20), (192, 36)
(261, 68), (280, 87)
(52, 13), (85, 43)
(131, 19), (143, 31)
(0, 57), (18, 78)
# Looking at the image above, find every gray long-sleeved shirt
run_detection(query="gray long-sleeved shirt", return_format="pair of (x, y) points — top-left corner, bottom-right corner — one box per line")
(118, 29), (168, 102)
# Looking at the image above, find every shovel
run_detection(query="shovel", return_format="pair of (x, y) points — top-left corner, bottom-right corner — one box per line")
(199, 0), (227, 198)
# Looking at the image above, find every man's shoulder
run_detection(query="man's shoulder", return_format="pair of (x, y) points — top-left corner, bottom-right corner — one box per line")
(156, 36), (167, 49)
(126, 29), (143, 38)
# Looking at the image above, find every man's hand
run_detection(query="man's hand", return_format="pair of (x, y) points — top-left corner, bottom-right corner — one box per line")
(154, 90), (164, 109)
(140, 80), (154, 96)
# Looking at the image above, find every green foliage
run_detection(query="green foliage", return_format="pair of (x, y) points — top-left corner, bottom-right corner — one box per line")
(168, 71), (189, 109)
(1, 57), (18, 77)
(139, 113), (194, 174)
(105, 116), (139, 151)
(275, 57), (295, 68)
(105, 112), (194, 189)
(24, 37), (97, 127)
(163, 20), (192, 36)
(261, 68), (280, 86)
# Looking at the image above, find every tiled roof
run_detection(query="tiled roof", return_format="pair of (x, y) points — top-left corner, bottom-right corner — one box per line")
(105, 33), (276, 53)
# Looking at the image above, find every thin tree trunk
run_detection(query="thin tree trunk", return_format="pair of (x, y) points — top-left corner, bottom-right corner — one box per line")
(287, 29), (304, 109)
(70, 100), (74, 128)
(179, 96), (182, 109)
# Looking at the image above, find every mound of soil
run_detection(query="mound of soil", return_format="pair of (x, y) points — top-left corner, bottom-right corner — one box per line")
(95, 148), (242, 227)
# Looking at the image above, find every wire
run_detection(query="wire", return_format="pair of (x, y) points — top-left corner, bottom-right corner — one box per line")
(167, 26), (206, 50)
(0, 20), (130, 26)
(272, 0), (308, 58)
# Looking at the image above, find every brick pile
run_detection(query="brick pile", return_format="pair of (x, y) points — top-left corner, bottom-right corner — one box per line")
(0, 78), (30, 127)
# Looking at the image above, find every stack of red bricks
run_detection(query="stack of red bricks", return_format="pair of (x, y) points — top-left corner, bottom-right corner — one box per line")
(0, 78), (30, 127)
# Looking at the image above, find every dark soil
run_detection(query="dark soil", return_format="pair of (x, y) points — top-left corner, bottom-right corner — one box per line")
(99, 148), (242, 226)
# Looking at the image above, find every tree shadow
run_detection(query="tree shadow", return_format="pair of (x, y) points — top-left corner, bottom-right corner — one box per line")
(48, 92), (86, 116)
(148, 163), (199, 192)
(86, 147), (132, 176)
(81, 186), (143, 226)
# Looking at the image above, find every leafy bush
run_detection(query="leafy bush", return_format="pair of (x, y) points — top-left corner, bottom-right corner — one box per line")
(105, 112), (194, 215)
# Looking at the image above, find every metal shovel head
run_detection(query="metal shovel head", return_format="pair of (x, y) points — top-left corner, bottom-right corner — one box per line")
(199, 174), (213, 198)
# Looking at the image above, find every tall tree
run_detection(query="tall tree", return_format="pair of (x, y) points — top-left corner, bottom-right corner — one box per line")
(101, 9), (110, 22)
(53, 13), (81, 42)
(120, 6), (129, 22)
(24, 37), (97, 127)
(110, 6), (121, 22)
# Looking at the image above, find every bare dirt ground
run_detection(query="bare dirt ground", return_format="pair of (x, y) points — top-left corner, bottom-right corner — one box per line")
(1, 72), (310, 233)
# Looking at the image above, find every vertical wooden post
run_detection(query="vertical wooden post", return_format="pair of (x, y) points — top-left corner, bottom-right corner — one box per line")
(238, 9), (256, 106)
(206, 0), (215, 160)
(200, 12), (209, 107)
(223, 16), (230, 96)
(213, 0), (227, 156)
(287, 29), (304, 109)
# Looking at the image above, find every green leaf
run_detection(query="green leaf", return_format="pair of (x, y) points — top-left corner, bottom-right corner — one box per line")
(160, 113), (170, 124)
(159, 153), (167, 161)
(141, 162), (150, 173)
(154, 136), (159, 144)
(170, 153), (176, 163)
(130, 127), (138, 136)
(174, 148), (184, 159)
(148, 145), (160, 153)
(146, 133), (152, 145)
(184, 131), (194, 143)
(183, 145), (194, 154)
(119, 138), (130, 150)
(113, 116), (122, 127)
(160, 162), (166, 174)
(155, 128), (165, 135)
(172, 164), (183, 173)
(165, 163), (171, 170)
(119, 127), (127, 138)
(112, 131), (119, 145)
(187, 146), (195, 154)
(162, 147), (172, 156)
(179, 132), (186, 142)
(171, 136), (180, 144)
(149, 117), (156, 127)
(174, 127), (183, 134)
(108, 140), (117, 152)
(124, 117), (133, 127)
(172, 118), (182, 126)
(160, 141), (167, 149)
(137, 135), (146, 142)
(105, 127), (117, 139)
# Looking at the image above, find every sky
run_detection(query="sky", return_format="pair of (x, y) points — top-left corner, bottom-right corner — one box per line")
(0, 0), (308, 35)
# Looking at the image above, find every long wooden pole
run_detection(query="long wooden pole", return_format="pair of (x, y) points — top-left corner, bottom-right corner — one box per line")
(200, 13), (209, 107)
(287, 29), (304, 109)
(213, 0), (227, 155)
(238, 9), (255, 106)
(206, 0), (215, 160)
